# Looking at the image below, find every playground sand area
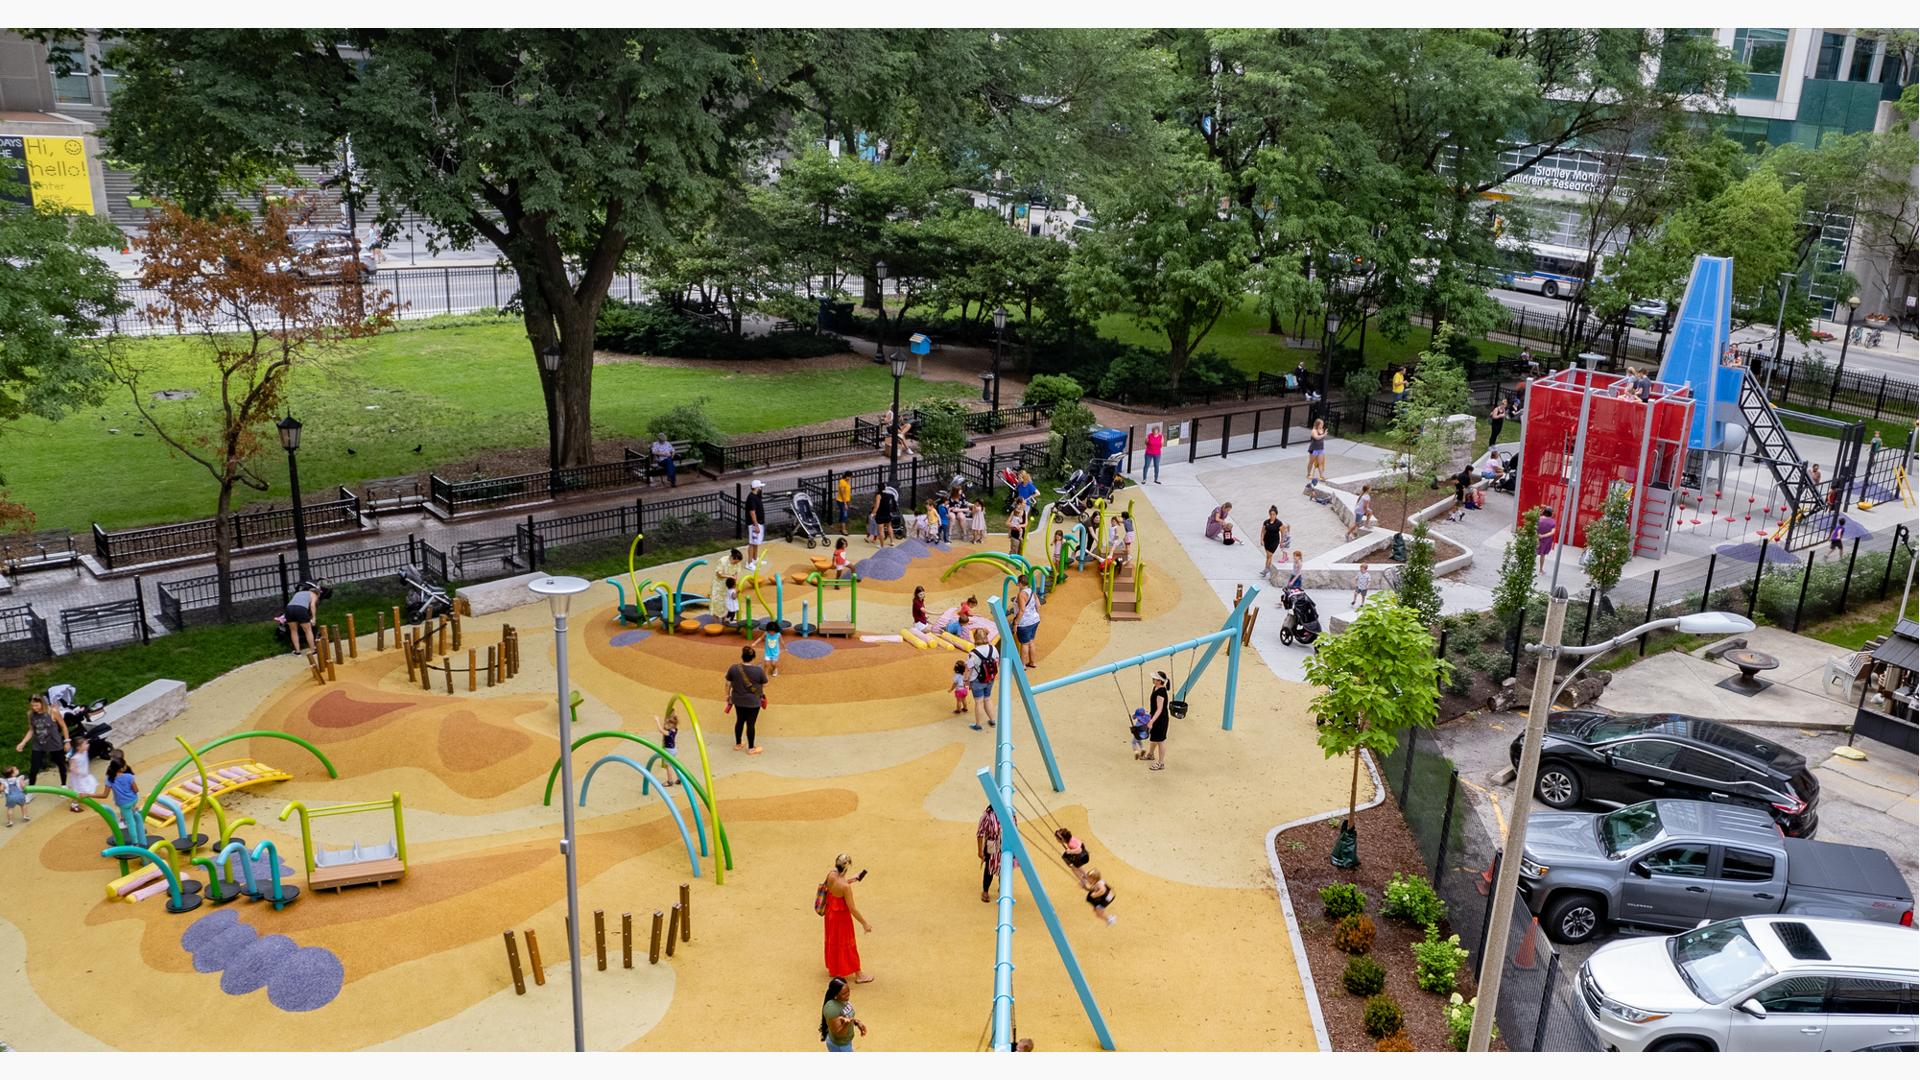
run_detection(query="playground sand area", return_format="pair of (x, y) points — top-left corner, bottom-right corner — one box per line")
(0, 495), (1366, 1052)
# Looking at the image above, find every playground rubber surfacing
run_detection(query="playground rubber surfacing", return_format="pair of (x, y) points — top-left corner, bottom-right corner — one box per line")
(0, 496), (1361, 1051)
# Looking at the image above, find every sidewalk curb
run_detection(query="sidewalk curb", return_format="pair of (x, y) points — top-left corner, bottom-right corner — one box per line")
(1263, 748), (1386, 1054)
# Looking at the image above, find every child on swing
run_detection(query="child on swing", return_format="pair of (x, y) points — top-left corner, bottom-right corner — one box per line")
(1081, 867), (1117, 926)
(1054, 827), (1091, 881)
(1128, 706), (1151, 759)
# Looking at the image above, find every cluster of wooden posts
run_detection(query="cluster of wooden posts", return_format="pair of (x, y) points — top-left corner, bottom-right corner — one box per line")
(303, 602), (523, 695)
(502, 884), (693, 994)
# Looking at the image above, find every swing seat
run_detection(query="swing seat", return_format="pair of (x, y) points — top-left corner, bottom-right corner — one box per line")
(1168, 699), (1189, 719)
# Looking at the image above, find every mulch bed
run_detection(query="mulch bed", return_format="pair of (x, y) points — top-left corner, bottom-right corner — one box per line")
(1275, 787), (1491, 1052)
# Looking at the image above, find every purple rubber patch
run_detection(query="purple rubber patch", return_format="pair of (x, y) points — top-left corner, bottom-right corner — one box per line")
(219, 934), (300, 995)
(181, 907), (240, 952)
(610, 629), (653, 647)
(192, 920), (262, 974)
(893, 538), (934, 559)
(852, 556), (908, 581)
(785, 638), (834, 659)
(268, 947), (346, 1012)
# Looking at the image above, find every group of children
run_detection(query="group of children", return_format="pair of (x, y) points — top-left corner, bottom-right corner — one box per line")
(906, 490), (988, 546)
(1055, 827), (1118, 926)
(5, 728), (139, 831)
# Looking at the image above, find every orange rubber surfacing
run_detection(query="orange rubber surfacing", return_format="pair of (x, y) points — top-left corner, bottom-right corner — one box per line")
(0, 504), (1353, 1051)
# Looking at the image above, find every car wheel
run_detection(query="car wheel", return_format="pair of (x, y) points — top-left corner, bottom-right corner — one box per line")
(1543, 892), (1603, 945)
(1543, 281), (1559, 299)
(1535, 765), (1582, 808)
(1651, 1038), (1713, 1052)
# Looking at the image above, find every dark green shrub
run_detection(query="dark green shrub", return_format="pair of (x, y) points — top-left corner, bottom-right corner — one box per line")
(1320, 882), (1367, 920)
(1021, 373), (1084, 411)
(1342, 954), (1387, 996)
(645, 399), (724, 446)
(596, 301), (849, 360)
(1411, 923), (1468, 993)
(1332, 913), (1376, 955)
(1382, 872), (1447, 927)
(1362, 995), (1404, 1040)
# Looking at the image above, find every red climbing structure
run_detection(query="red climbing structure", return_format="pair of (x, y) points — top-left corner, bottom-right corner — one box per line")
(1514, 368), (1696, 557)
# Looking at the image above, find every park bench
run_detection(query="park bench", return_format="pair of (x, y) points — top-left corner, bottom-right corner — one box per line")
(770, 319), (800, 333)
(453, 535), (530, 580)
(627, 441), (703, 486)
(0, 529), (80, 576)
(363, 477), (428, 517)
(61, 596), (148, 651)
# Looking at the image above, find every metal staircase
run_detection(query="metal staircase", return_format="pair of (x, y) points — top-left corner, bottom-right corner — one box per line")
(1736, 371), (1828, 545)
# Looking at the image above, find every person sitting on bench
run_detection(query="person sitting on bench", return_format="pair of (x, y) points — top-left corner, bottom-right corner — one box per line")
(650, 433), (677, 487)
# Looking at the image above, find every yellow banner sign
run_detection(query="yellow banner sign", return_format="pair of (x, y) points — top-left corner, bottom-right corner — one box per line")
(0, 135), (95, 213)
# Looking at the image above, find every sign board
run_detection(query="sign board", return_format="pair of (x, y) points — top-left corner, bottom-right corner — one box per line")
(0, 135), (96, 213)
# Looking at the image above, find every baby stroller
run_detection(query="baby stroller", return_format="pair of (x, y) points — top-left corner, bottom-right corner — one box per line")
(1277, 586), (1321, 646)
(403, 567), (453, 623)
(787, 490), (826, 549)
(1054, 469), (1098, 520)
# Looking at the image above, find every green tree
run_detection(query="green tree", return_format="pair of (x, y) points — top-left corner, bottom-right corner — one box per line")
(1047, 401), (1097, 479)
(1583, 486), (1634, 613)
(1383, 341), (1472, 537)
(1494, 506), (1543, 625)
(1305, 594), (1448, 863)
(1396, 523), (1442, 627)
(912, 396), (971, 464)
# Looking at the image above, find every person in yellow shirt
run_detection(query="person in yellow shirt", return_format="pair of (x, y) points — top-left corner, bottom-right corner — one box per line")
(835, 474), (853, 536)
(1391, 366), (1407, 402)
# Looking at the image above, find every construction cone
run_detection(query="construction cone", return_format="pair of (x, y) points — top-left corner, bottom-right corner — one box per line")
(1514, 916), (1540, 970)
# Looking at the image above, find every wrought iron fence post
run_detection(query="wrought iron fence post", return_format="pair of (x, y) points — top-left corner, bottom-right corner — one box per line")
(1580, 589), (1595, 647)
(1748, 540), (1768, 619)
(1433, 768), (1460, 879)
(1398, 725), (1417, 806)
(1477, 850), (1503, 964)
(278, 554), (291, 604)
(1792, 549), (1817, 631)
(443, 267), (453, 314)
(133, 576), (150, 644)
(1880, 525), (1908, 600)
(637, 499), (646, 557)
(1639, 570), (1660, 655)
(734, 483), (743, 540)
(1837, 536), (1862, 614)
(1874, 374), (1889, 418)
(1532, 950), (1562, 1052)
(1699, 553), (1717, 613)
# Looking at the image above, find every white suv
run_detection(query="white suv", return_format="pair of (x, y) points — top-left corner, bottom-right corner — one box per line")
(1577, 915), (1917, 1051)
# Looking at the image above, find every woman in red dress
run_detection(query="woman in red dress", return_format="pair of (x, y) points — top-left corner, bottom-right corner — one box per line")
(822, 854), (873, 983)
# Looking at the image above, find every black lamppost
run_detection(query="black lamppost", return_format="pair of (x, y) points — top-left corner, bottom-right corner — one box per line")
(887, 352), (907, 488)
(1833, 295), (1861, 408)
(541, 344), (563, 497)
(277, 413), (312, 584)
(992, 305), (1007, 417)
(872, 260), (889, 364)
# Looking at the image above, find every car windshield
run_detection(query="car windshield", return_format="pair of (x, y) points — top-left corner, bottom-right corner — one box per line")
(1584, 717), (1647, 742)
(1598, 802), (1663, 856)
(1669, 922), (1776, 1004)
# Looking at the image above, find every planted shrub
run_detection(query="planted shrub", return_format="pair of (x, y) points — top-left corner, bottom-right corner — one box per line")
(1362, 994), (1404, 1040)
(1443, 993), (1492, 1051)
(1412, 923), (1469, 993)
(645, 399), (724, 447)
(1332, 913), (1376, 955)
(595, 300), (849, 360)
(1374, 1032), (1417, 1052)
(1382, 872), (1448, 927)
(1021, 374), (1084, 412)
(1320, 882), (1367, 920)
(1342, 954), (1387, 997)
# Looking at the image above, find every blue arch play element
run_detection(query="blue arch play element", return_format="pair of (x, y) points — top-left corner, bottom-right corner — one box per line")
(578, 754), (703, 877)
(103, 844), (201, 913)
(1656, 254), (1742, 451)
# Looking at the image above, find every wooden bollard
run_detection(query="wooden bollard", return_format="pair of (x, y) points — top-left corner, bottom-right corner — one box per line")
(376, 611), (387, 652)
(309, 649), (327, 686)
(331, 624), (345, 666)
(438, 616), (450, 655)
(507, 627), (519, 676)
(451, 607), (462, 649)
(391, 606), (402, 644)
(503, 931), (526, 995)
(486, 645), (497, 688)
(679, 883), (691, 942)
(442, 657), (454, 695)
(622, 912), (633, 968)
(649, 910), (663, 964)
(524, 928), (546, 986)
(345, 613), (358, 658)
(468, 648), (478, 692)
(665, 904), (680, 957)
(402, 631), (415, 682)
(594, 909), (607, 971)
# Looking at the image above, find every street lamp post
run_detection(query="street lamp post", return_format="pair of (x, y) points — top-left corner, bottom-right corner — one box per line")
(1468, 601), (1755, 1051)
(991, 305), (1008, 418)
(1770, 271), (1793, 368)
(872, 261), (889, 364)
(276, 414), (312, 584)
(529, 574), (592, 1053)
(541, 344), (563, 498)
(888, 353), (907, 489)
(1833, 295), (1861, 407)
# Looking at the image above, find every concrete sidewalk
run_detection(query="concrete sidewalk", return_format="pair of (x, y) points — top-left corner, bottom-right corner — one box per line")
(1594, 626), (1858, 729)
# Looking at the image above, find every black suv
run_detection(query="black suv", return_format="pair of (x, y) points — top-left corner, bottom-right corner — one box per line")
(1509, 711), (1819, 837)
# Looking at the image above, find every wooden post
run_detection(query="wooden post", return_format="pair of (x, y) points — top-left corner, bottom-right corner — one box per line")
(507, 626), (519, 677)
(331, 625), (344, 666)
(486, 645), (497, 687)
(594, 909), (607, 971)
(679, 883), (691, 942)
(377, 611), (387, 652)
(309, 649), (327, 686)
(323, 628), (338, 680)
(649, 911), (664, 964)
(503, 931), (526, 995)
(345, 613), (358, 658)
(451, 607), (462, 649)
(622, 913), (633, 968)
(524, 929), (546, 986)
(665, 904), (680, 957)
(438, 616), (450, 655)
(402, 631), (416, 682)
(391, 606), (402, 644)
(468, 648), (478, 692)
(442, 657), (454, 695)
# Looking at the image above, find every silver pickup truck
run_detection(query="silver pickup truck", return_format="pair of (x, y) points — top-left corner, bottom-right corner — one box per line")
(1518, 799), (1915, 944)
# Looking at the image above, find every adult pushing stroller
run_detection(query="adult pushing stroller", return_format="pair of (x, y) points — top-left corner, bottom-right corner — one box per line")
(1277, 586), (1321, 646)
(788, 490), (826, 549)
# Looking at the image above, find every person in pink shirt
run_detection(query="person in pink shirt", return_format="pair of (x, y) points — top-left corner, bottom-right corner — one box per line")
(1142, 425), (1165, 483)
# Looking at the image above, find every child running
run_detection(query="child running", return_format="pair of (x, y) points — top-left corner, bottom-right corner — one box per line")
(754, 618), (783, 678)
(2, 765), (26, 827)
(950, 660), (970, 715)
(653, 708), (682, 787)
(1081, 867), (1117, 926)
(66, 735), (99, 813)
(831, 537), (852, 579)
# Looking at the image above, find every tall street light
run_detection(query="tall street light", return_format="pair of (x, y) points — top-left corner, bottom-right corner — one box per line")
(529, 574), (592, 1052)
(541, 344), (563, 499)
(1833, 295), (1862, 408)
(872, 260), (889, 364)
(887, 352), (907, 488)
(992, 305), (1008, 417)
(1469, 598), (1755, 1051)
(276, 413), (312, 584)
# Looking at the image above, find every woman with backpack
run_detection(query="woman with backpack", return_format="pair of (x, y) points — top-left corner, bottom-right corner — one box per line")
(818, 853), (872, 984)
(966, 628), (999, 731)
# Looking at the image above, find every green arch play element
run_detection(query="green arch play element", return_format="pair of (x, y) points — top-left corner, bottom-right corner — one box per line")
(674, 559), (709, 606)
(27, 785), (129, 872)
(542, 730), (732, 880)
(139, 730), (339, 818)
(942, 551), (1033, 581)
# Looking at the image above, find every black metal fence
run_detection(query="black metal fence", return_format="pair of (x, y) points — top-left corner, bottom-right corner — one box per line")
(92, 487), (365, 571)
(1485, 884), (1582, 1051)
(0, 603), (54, 667)
(427, 457), (653, 517)
(153, 537), (436, 630)
(1738, 347), (1920, 421)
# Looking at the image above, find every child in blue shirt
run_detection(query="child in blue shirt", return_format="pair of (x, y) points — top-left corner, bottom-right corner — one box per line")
(1128, 707), (1151, 759)
(753, 619), (782, 678)
(934, 498), (951, 544)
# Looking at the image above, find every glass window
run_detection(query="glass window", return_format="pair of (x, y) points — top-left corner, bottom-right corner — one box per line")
(48, 41), (91, 105)
(1718, 848), (1776, 882)
(96, 39), (123, 101)
(1754, 975), (1831, 1014)
(1850, 40), (1880, 81)
(1673, 921), (1776, 1003)
(1880, 47), (1909, 88)
(1675, 748), (1746, 783)
(1601, 802), (1666, 855)
(1828, 978), (1920, 1016)
(1816, 33), (1847, 80)
(1611, 738), (1684, 769)
(1734, 29), (1790, 75)
(1642, 844), (1710, 877)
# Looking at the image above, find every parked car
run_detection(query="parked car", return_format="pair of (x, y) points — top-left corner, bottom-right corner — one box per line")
(272, 228), (380, 282)
(1575, 915), (1919, 1052)
(1518, 799), (1913, 944)
(1628, 297), (1672, 330)
(1509, 710), (1820, 837)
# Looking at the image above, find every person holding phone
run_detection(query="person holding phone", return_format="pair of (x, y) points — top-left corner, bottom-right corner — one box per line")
(822, 853), (873, 983)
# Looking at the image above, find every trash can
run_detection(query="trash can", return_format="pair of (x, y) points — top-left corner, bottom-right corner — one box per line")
(1088, 427), (1127, 462)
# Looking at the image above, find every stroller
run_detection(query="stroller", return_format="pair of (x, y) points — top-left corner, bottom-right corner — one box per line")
(47, 683), (116, 760)
(788, 490), (826, 549)
(1277, 586), (1322, 647)
(403, 567), (453, 623)
(1054, 469), (1099, 520)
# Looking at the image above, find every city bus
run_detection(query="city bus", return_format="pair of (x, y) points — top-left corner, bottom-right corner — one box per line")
(1495, 242), (1592, 299)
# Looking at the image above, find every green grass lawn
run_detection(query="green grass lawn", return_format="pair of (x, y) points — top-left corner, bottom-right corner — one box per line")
(0, 317), (954, 533)
(1774, 400), (1916, 451)
(1094, 298), (1506, 378)
(1801, 595), (1906, 652)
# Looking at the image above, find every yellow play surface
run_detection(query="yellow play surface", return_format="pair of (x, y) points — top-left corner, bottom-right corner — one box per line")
(0, 494), (1365, 1051)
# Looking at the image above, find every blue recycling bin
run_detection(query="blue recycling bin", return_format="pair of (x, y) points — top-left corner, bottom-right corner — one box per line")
(1088, 427), (1127, 462)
